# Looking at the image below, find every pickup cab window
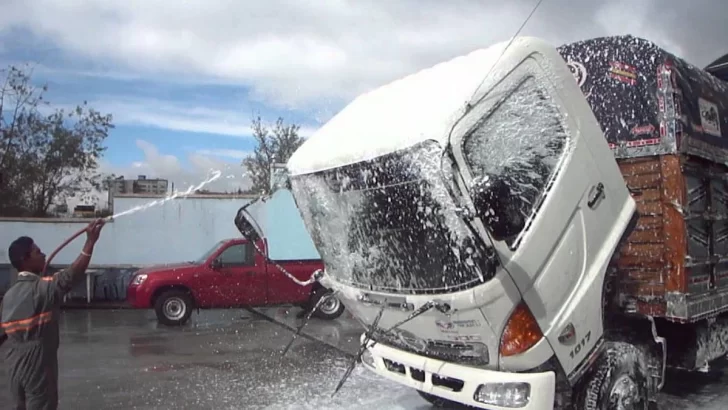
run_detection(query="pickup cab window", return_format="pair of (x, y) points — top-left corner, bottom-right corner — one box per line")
(218, 243), (255, 266)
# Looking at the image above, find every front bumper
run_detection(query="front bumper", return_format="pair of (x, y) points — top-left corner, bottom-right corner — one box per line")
(361, 336), (556, 410)
(126, 284), (152, 308)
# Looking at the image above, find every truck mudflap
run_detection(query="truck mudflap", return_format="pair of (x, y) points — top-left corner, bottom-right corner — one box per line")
(361, 336), (556, 410)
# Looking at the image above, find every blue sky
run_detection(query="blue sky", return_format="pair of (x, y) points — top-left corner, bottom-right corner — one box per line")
(1, 28), (326, 188)
(0, 0), (718, 199)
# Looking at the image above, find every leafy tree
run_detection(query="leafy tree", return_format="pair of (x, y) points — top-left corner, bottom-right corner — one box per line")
(242, 116), (304, 194)
(0, 65), (113, 217)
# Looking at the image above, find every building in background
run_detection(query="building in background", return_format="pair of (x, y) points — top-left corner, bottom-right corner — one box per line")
(107, 175), (170, 214)
(73, 205), (96, 218)
(110, 175), (169, 196)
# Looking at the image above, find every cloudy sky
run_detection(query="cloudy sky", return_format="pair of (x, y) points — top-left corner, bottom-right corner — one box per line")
(1, 0), (726, 199)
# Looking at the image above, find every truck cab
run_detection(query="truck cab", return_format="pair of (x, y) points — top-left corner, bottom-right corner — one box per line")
(285, 37), (640, 409)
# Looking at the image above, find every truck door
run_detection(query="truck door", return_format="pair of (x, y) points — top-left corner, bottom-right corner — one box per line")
(214, 241), (267, 306)
(449, 38), (636, 376)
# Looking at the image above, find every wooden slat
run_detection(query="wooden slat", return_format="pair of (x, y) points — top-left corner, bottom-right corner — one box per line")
(620, 243), (665, 260)
(625, 228), (664, 243)
(661, 155), (688, 293)
(632, 189), (662, 203)
(622, 269), (665, 281)
(624, 173), (662, 190)
(616, 259), (667, 270)
(618, 157), (663, 175)
(636, 201), (663, 216)
(621, 281), (665, 297)
(634, 215), (664, 230)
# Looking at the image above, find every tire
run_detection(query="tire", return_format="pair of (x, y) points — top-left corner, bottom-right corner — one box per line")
(576, 341), (656, 410)
(154, 289), (193, 326)
(310, 288), (345, 320)
(417, 391), (473, 409)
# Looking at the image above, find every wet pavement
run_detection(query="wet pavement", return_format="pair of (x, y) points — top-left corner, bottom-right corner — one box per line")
(0, 308), (727, 409)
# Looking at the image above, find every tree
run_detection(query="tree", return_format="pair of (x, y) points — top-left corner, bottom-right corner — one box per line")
(242, 116), (304, 194)
(0, 64), (113, 217)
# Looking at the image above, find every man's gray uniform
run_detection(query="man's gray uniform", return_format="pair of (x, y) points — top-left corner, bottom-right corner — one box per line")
(1, 269), (77, 410)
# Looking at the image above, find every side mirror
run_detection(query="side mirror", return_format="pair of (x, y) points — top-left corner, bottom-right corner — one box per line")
(234, 206), (262, 243)
(471, 176), (525, 241)
(211, 259), (222, 270)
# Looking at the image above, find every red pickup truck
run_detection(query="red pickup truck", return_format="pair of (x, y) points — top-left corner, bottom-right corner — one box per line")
(126, 238), (344, 325)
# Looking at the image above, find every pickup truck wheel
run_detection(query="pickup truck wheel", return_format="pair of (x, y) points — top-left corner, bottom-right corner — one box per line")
(154, 290), (193, 326)
(311, 289), (345, 320)
(576, 341), (655, 410)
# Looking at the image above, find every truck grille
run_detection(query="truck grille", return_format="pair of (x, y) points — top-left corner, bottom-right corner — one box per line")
(372, 329), (489, 366)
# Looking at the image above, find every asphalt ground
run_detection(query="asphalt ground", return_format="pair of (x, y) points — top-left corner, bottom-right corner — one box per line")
(0, 308), (727, 409)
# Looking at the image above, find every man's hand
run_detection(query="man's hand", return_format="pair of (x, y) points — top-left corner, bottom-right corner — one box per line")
(85, 218), (105, 245)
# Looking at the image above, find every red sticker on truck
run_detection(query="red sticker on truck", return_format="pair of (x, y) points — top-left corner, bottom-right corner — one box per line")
(609, 61), (638, 85)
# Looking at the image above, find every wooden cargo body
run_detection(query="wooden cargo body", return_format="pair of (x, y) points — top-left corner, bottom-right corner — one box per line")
(615, 154), (728, 322)
(556, 35), (728, 323)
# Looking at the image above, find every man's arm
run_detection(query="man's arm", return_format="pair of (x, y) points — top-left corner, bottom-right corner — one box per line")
(52, 239), (96, 294)
(0, 298), (7, 348)
(49, 219), (105, 296)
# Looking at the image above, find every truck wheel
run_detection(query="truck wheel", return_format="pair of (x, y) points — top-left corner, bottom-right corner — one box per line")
(154, 289), (193, 326)
(311, 288), (345, 320)
(576, 341), (656, 410)
(417, 391), (472, 408)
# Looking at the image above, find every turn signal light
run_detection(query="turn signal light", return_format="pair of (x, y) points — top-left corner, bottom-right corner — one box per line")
(499, 302), (543, 357)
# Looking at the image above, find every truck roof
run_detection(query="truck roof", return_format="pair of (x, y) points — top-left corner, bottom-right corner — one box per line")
(288, 38), (528, 176)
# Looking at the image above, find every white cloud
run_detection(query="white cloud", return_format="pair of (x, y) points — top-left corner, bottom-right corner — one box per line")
(195, 148), (253, 160)
(108, 139), (251, 191)
(51, 96), (320, 138)
(2, 0), (722, 111)
(66, 139), (252, 211)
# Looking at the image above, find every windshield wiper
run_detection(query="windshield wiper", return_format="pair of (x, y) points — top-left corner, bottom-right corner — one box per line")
(332, 300), (444, 396)
(332, 304), (386, 396)
(440, 151), (497, 269)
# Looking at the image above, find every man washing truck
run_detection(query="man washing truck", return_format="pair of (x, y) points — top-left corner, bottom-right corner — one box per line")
(278, 35), (728, 409)
(1, 219), (105, 410)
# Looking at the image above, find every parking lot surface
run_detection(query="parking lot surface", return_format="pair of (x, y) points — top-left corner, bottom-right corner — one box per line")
(1, 308), (727, 409)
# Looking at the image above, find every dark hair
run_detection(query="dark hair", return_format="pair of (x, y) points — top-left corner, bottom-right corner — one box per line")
(9, 236), (34, 271)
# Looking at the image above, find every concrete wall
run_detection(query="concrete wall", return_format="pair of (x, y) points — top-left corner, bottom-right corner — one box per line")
(0, 195), (252, 267)
(0, 264), (137, 303)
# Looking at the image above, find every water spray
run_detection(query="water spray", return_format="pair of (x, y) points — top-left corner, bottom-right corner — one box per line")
(42, 170), (223, 274)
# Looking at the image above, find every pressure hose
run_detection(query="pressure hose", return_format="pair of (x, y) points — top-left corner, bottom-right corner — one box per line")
(42, 226), (86, 275)
(42, 216), (112, 275)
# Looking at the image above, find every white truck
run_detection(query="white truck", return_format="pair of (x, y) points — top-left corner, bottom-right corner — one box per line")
(278, 35), (728, 409)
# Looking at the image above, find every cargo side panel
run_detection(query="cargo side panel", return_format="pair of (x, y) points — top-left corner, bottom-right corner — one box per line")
(615, 155), (728, 321)
(615, 157), (673, 316)
(683, 161), (712, 294)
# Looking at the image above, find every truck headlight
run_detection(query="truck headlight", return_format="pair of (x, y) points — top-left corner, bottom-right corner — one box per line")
(131, 274), (148, 286)
(361, 348), (376, 368)
(474, 382), (530, 408)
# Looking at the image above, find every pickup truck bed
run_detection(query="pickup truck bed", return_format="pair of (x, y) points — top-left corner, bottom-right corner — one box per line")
(558, 35), (728, 323)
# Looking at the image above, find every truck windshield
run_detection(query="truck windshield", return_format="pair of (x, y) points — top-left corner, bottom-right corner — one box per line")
(290, 140), (497, 294)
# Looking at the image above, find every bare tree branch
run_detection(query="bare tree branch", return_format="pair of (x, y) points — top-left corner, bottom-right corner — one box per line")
(242, 116), (304, 195)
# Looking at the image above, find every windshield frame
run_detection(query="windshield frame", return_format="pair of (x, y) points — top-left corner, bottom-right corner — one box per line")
(290, 140), (498, 295)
